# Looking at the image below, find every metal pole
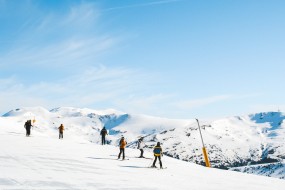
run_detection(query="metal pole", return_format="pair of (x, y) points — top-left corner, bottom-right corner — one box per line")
(195, 118), (211, 168)
(196, 119), (205, 147)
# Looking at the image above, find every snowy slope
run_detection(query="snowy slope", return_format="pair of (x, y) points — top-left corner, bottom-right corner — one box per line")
(1, 107), (285, 180)
(0, 118), (285, 190)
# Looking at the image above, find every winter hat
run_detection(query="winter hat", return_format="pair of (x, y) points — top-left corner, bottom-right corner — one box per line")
(157, 142), (160, 146)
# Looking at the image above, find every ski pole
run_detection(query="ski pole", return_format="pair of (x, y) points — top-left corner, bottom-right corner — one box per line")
(196, 118), (211, 168)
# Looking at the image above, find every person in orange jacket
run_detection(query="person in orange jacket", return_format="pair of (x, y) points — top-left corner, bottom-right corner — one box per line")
(58, 124), (64, 139)
(118, 136), (127, 160)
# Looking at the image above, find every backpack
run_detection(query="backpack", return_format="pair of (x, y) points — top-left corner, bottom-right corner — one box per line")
(25, 120), (32, 127)
(28, 120), (32, 126)
(119, 139), (124, 145)
(137, 140), (141, 149)
(101, 129), (107, 136)
(153, 146), (161, 155)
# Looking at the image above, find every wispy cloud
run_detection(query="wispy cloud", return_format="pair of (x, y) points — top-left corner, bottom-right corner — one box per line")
(0, 36), (116, 69)
(35, 3), (100, 32)
(0, 1), (166, 115)
(0, 69), (263, 118)
(0, 65), (156, 113)
(63, 3), (99, 26)
(102, 0), (183, 12)
(0, 2), (113, 70)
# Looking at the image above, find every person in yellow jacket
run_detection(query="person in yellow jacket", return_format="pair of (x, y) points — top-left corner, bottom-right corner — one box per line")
(118, 136), (127, 160)
(152, 142), (163, 169)
(58, 124), (64, 139)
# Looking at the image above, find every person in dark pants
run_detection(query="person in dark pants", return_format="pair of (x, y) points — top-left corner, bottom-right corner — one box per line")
(118, 136), (127, 160)
(58, 124), (64, 139)
(152, 142), (163, 169)
(137, 137), (145, 158)
(24, 120), (32, 137)
(100, 127), (108, 145)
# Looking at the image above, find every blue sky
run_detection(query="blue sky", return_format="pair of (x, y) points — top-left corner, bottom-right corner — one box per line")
(0, 0), (285, 119)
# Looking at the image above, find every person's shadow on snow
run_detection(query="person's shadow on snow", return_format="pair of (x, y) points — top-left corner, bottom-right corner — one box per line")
(86, 157), (118, 160)
(120, 166), (148, 169)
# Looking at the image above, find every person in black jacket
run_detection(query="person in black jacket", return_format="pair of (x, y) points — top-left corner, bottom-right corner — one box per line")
(100, 127), (108, 145)
(24, 120), (33, 137)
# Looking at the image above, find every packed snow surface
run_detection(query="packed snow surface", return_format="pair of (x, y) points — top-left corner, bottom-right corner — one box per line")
(1, 116), (285, 190)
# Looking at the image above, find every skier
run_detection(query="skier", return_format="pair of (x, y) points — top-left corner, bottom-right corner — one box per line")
(58, 124), (64, 139)
(100, 127), (108, 145)
(24, 120), (33, 137)
(137, 137), (145, 158)
(118, 136), (127, 160)
(152, 142), (163, 169)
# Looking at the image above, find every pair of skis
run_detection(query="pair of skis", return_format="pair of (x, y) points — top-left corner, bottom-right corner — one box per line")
(117, 157), (150, 161)
(148, 166), (167, 170)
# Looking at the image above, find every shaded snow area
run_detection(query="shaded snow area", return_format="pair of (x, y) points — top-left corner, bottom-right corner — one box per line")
(1, 107), (285, 183)
(1, 120), (285, 190)
(230, 162), (285, 179)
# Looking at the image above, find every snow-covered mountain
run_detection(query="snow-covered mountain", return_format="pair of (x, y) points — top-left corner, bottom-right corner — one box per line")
(230, 162), (285, 179)
(1, 107), (285, 180)
(1, 121), (285, 190)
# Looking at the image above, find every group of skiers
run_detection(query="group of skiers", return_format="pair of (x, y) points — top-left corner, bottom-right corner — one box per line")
(100, 127), (163, 168)
(24, 121), (163, 169)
